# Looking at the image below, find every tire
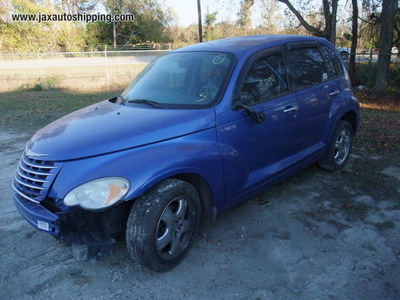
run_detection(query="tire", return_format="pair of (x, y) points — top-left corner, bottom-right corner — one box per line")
(319, 120), (353, 171)
(340, 51), (349, 61)
(126, 179), (201, 272)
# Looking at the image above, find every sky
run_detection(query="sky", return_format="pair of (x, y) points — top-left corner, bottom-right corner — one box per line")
(163, 0), (199, 26)
(163, 0), (355, 28)
(163, 0), (243, 27)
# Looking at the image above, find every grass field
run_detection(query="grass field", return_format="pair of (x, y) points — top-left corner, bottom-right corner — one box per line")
(0, 89), (119, 133)
(0, 87), (399, 154)
(0, 63), (147, 92)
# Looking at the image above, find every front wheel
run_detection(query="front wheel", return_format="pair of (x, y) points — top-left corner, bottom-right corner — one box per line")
(319, 120), (353, 171)
(126, 179), (201, 272)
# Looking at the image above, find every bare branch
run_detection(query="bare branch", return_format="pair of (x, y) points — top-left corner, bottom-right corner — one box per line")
(357, 16), (378, 26)
(277, 0), (324, 37)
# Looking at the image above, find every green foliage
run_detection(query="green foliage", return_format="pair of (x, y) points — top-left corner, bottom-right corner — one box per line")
(355, 61), (400, 88)
(0, 0), (173, 52)
(1, 0), (87, 52)
(32, 83), (44, 91)
(204, 12), (218, 41)
(103, 0), (172, 45)
(85, 22), (114, 47)
(205, 12), (218, 27)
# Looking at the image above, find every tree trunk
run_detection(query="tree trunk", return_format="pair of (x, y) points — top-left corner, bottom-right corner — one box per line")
(374, 0), (398, 92)
(330, 0), (338, 45)
(323, 0), (332, 41)
(113, 21), (117, 48)
(348, 0), (358, 85)
(197, 0), (203, 42)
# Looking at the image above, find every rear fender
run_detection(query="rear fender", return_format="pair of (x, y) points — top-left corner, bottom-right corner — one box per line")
(323, 90), (360, 146)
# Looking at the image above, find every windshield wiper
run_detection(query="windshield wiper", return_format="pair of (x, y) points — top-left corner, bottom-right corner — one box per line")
(127, 99), (165, 108)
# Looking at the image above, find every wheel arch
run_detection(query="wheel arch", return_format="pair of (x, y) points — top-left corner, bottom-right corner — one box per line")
(126, 171), (216, 222)
(172, 173), (215, 222)
(340, 110), (358, 135)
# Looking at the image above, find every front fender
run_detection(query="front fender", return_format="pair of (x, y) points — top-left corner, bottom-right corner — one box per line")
(49, 128), (225, 210)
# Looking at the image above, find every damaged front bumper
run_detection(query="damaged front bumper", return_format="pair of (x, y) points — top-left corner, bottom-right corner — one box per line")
(12, 186), (118, 260)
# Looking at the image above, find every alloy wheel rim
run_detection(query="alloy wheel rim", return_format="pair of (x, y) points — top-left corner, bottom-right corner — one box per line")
(334, 128), (351, 165)
(156, 197), (195, 259)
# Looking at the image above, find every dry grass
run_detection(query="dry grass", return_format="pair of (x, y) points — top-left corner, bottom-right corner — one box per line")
(354, 90), (400, 153)
(0, 63), (147, 92)
(357, 90), (400, 113)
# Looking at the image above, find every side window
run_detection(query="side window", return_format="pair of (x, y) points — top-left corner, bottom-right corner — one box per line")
(240, 53), (289, 106)
(320, 44), (344, 78)
(288, 48), (328, 90)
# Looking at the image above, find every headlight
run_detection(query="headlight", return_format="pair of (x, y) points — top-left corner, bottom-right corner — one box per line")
(64, 177), (130, 210)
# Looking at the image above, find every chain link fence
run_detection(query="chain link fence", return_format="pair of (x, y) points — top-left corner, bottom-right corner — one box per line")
(0, 50), (171, 92)
(0, 46), (399, 92)
(344, 51), (400, 88)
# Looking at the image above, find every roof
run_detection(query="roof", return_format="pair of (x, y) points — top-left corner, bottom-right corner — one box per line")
(174, 35), (325, 57)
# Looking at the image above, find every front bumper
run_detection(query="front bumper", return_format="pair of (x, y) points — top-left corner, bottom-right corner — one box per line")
(12, 183), (116, 260)
(12, 183), (60, 236)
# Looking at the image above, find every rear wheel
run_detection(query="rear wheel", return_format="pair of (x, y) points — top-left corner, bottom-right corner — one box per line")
(126, 179), (201, 272)
(319, 120), (353, 171)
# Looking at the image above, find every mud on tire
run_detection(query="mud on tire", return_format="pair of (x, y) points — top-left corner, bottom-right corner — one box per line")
(126, 178), (201, 272)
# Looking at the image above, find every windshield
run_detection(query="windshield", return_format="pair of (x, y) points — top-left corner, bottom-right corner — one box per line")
(121, 52), (235, 108)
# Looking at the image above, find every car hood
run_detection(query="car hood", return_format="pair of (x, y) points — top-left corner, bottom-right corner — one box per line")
(26, 100), (216, 161)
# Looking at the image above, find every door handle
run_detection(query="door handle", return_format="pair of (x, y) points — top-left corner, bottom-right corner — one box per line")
(284, 106), (298, 113)
(329, 90), (340, 96)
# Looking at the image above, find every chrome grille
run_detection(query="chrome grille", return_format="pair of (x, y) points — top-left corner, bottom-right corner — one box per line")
(12, 154), (61, 203)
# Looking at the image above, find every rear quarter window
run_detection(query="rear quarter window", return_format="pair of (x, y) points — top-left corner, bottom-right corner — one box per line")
(319, 44), (344, 79)
(287, 47), (328, 90)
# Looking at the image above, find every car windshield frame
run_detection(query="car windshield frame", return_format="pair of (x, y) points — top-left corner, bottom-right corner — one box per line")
(121, 51), (236, 109)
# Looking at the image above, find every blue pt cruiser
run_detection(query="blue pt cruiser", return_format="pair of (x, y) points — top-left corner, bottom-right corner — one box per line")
(12, 35), (360, 272)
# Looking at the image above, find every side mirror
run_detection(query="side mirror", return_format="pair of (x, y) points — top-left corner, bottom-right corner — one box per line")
(234, 102), (265, 124)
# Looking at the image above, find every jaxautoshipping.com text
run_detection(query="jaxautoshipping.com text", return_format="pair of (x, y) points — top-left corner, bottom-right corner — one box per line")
(12, 12), (134, 23)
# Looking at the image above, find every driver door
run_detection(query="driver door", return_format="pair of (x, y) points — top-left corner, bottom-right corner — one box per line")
(217, 51), (300, 205)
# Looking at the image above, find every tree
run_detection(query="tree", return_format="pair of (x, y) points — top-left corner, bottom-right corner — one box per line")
(374, 0), (398, 92)
(60, 0), (97, 14)
(104, 0), (172, 47)
(348, 0), (358, 85)
(260, 0), (281, 33)
(237, 0), (254, 28)
(394, 9), (400, 54)
(1, 0), (87, 52)
(277, 0), (338, 44)
(204, 12), (218, 41)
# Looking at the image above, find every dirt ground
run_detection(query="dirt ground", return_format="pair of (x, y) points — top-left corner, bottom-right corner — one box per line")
(0, 126), (399, 300)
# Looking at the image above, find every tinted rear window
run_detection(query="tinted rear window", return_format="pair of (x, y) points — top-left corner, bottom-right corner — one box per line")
(287, 47), (328, 90)
(320, 44), (344, 78)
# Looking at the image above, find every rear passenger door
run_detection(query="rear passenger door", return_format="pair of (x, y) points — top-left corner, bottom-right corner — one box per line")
(285, 42), (340, 159)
